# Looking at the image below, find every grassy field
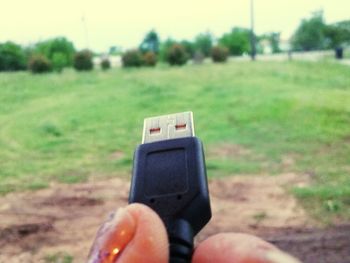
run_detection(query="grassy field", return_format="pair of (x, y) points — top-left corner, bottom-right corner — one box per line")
(0, 61), (349, 221)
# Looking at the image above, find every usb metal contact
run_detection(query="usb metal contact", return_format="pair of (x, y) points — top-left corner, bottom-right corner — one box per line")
(142, 111), (195, 143)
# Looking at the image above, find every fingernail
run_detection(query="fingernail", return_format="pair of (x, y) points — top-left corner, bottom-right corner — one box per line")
(266, 249), (302, 263)
(88, 207), (137, 263)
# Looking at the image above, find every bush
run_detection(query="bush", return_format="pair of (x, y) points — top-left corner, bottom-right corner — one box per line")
(211, 46), (229, 63)
(143, 51), (157, 66)
(166, 44), (189, 66)
(73, 50), (93, 71)
(28, 55), (52, 73)
(101, 58), (111, 70)
(122, 50), (143, 67)
(0, 41), (26, 71)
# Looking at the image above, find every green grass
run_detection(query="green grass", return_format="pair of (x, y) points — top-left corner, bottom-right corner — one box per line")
(1, 61), (350, 221)
(44, 252), (73, 263)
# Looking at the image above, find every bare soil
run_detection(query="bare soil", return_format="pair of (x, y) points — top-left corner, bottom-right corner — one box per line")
(0, 173), (349, 263)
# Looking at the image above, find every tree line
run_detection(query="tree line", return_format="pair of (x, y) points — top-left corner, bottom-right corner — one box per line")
(0, 10), (349, 73)
(292, 10), (350, 52)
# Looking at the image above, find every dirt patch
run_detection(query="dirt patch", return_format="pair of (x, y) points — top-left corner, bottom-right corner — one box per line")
(264, 225), (350, 263)
(41, 196), (103, 207)
(0, 177), (130, 263)
(197, 173), (312, 241)
(0, 223), (53, 245)
(0, 173), (348, 263)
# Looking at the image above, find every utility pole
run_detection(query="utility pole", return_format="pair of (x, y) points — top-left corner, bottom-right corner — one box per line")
(81, 13), (90, 49)
(250, 0), (256, 61)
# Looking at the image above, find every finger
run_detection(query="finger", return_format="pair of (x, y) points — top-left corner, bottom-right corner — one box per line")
(118, 203), (168, 263)
(88, 203), (168, 263)
(192, 233), (301, 263)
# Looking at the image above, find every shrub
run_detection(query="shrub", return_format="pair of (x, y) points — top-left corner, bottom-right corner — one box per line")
(143, 51), (157, 66)
(166, 44), (189, 66)
(122, 50), (143, 67)
(73, 50), (93, 71)
(28, 55), (52, 73)
(101, 58), (111, 70)
(0, 41), (26, 71)
(211, 46), (229, 63)
(52, 52), (67, 73)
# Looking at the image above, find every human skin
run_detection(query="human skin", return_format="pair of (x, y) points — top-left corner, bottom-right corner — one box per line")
(88, 204), (301, 263)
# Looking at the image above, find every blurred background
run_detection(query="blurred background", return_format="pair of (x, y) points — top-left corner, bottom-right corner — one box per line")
(0, 0), (349, 262)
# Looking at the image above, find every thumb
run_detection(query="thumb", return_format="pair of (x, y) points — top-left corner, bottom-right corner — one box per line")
(192, 233), (301, 263)
(88, 203), (168, 263)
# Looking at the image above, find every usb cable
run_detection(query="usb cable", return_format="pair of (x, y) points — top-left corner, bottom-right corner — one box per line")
(129, 112), (211, 263)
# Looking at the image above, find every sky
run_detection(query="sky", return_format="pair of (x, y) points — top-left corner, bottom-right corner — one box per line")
(0, 0), (349, 52)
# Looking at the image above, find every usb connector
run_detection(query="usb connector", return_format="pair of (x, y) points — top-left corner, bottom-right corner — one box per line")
(129, 112), (211, 263)
(142, 112), (195, 144)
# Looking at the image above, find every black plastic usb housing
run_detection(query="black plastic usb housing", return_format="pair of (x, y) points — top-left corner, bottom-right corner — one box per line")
(129, 112), (211, 263)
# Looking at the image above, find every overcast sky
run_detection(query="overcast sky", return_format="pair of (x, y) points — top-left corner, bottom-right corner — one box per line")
(0, 0), (348, 52)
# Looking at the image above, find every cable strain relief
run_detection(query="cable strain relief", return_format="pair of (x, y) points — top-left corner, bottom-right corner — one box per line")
(168, 219), (194, 263)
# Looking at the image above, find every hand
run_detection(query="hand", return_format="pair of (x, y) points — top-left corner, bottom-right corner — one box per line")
(88, 203), (301, 263)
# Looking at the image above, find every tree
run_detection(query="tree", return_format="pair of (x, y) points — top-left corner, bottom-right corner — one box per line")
(109, 46), (122, 55)
(0, 41), (26, 71)
(159, 38), (176, 61)
(35, 37), (75, 67)
(194, 33), (213, 57)
(325, 20), (350, 49)
(291, 10), (327, 51)
(51, 52), (67, 73)
(267, 32), (281, 53)
(180, 40), (195, 58)
(219, 27), (251, 56)
(139, 30), (160, 54)
(258, 32), (281, 54)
